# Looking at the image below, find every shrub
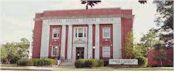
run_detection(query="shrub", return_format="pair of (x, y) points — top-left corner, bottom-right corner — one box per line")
(74, 59), (104, 68)
(91, 59), (98, 67)
(27, 59), (33, 66)
(50, 59), (57, 65)
(97, 59), (104, 67)
(32, 58), (56, 66)
(84, 60), (93, 68)
(16, 58), (56, 66)
(75, 59), (85, 68)
(136, 56), (147, 67)
(17, 58), (29, 66)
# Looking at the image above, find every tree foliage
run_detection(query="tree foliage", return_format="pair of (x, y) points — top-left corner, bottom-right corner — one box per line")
(123, 31), (135, 59)
(154, 1), (174, 48)
(138, 1), (173, 66)
(140, 28), (160, 47)
(0, 38), (30, 64)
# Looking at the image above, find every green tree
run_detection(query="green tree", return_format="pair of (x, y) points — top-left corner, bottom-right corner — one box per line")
(140, 28), (160, 47)
(123, 31), (135, 59)
(154, 1), (173, 48)
(137, 0), (173, 66)
(137, 28), (160, 57)
(153, 1), (173, 66)
(133, 43), (146, 57)
(17, 38), (30, 58)
(0, 38), (30, 64)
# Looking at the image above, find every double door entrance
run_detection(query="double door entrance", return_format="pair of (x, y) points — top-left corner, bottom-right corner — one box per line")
(76, 47), (84, 60)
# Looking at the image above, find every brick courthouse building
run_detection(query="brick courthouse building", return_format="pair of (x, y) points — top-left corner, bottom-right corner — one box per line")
(32, 8), (134, 61)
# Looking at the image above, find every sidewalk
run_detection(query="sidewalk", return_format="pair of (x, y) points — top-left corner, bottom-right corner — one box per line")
(1, 66), (54, 71)
(0, 65), (174, 71)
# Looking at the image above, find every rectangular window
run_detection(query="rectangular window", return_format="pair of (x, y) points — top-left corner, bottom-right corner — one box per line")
(102, 46), (110, 58)
(78, 33), (83, 37)
(78, 28), (83, 37)
(52, 28), (60, 39)
(52, 46), (58, 56)
(74, 27), (87, 38)
(54, 33), (57, 37)
(103, 27), (110, 38)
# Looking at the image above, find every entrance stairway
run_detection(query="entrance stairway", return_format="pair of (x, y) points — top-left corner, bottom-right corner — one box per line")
(61, 59), (74, 66)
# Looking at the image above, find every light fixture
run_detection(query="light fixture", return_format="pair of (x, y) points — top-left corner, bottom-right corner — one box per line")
(55, 46), (58, 49)
(93, 46), (95, 49)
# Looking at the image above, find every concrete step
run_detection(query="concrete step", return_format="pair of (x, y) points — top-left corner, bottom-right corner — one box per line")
(61, 60), (74, 66)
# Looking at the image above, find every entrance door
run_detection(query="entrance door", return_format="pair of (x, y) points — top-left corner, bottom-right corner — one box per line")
(76, 47), (84, 60)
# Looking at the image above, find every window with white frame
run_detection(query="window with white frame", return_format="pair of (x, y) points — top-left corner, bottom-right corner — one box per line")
(74, 27), (87, 38)
(103, 27), (110, 38)
(51, 46), (58, 56)
(52, 28), (60, 39)
(102, 46), (110, 58)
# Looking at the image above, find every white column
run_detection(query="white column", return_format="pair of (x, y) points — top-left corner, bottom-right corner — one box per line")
(40, 22), (49, 58)
(67, 25), (72, 60)
(88, 24), (93, 59)
(61, 25), (66, 59)
(113, 18), (121, 59)
(95, 24), (100, 59)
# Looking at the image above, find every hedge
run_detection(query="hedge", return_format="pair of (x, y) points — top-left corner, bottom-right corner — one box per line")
(17, 58), (29, 66)
(74, 59), (104, 68)
(17, 58), (57, 66)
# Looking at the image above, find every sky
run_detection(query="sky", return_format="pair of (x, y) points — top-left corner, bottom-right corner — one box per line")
(1, 0), (157, 45)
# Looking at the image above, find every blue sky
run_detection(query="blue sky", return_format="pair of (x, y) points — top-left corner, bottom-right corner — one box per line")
(1, 0), (157, 44)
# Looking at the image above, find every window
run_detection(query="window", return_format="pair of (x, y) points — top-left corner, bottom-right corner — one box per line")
(103, 27), (110, 38)
(102, 46), (110, 58)
(52, 46), (58, 56)
(74, 27), (87, 38)
(52, 28), (60, 39)
(54, 33), (57, 37)
(78, 28), (83, 37)
(75, 28), (78, 37)
(78, 33), (83, 37)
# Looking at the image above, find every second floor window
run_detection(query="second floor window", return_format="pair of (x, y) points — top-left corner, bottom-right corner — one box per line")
(78, 28), (83, 37)
(52, 28), (60, 39)
(103, 27), (110, 38)
(74, 27), (87, 38)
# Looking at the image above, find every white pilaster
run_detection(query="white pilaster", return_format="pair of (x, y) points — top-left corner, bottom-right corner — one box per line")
(67, 25), (72, 60)
(95, 24), (100, 59)
(113, 18), (121, 58)
(88, 24), (93, 59)
(40, 23), (49, 58)
(61, 25), (66, 59)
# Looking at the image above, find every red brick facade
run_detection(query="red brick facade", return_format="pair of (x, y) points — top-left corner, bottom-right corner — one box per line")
(32, 8), (134, 59)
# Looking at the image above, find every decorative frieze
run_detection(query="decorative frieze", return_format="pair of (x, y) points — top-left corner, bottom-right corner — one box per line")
(43, 17), (118, 25)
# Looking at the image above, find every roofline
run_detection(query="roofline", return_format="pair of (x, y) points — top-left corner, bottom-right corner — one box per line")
(34, 8), (133, 21)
